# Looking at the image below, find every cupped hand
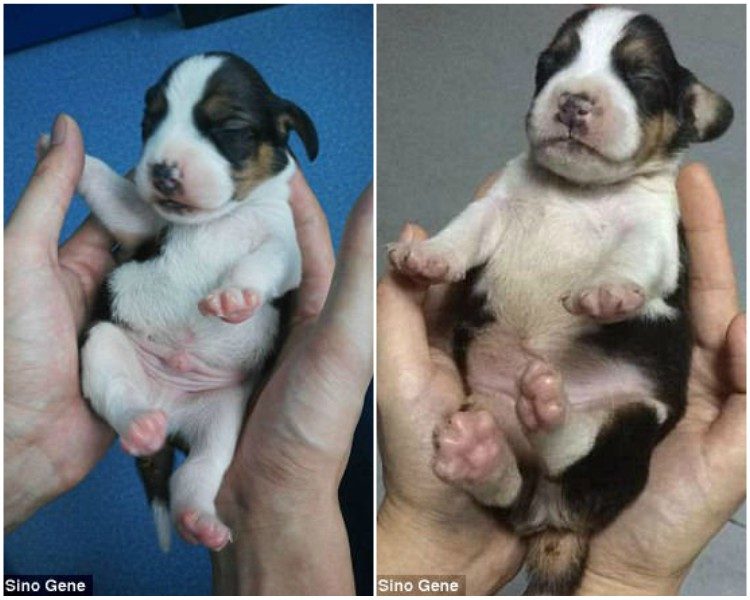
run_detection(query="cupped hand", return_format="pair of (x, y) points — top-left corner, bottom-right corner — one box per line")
(579, 163), (746, 594)
(377, 222), (525, 595)
(213, 173), (373, 594)
(4, 114), (115, 530)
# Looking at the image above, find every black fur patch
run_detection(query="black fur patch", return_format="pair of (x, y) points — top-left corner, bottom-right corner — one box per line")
(453, 265), (495, 377)
(533, 9), (592, 96)
(136, 446), (174, 506)
(581, 228), (691, 433)
(560, 403), (660, 530)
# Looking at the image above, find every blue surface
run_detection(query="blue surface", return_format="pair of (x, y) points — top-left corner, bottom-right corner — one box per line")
(4, 5), (373, 595)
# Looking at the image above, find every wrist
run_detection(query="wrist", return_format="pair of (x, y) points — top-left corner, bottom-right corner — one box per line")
(577, 566), (684, 596)
(378, 494), (524, 595)
(217, 493), (354, 595)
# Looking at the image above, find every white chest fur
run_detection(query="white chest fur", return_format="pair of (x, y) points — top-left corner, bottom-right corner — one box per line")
(108, 161), (301, 370)
(476, 154), (681, 336)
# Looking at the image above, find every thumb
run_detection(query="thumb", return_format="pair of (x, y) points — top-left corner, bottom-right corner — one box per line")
(6, 114), (84, 248)
(312, 182), (373, 387)
(705, 313), (746, 480)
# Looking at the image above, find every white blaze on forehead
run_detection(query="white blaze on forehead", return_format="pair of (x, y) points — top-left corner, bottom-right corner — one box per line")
(571, 8), (638, 74)
(164, 54), (226, 117)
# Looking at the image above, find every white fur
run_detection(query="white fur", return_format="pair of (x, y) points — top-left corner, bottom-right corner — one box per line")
(527, 8), (657, 184)
(77, 55), (302, 547)
(134, 54), (237, 225)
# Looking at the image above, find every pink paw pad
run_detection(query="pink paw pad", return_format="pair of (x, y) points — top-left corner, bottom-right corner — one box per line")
(387, 241), (463, 283)
(563, 282), (645, 323)
(176, 510), (232, 551)
(517, 360), (566, 432)
(433, 410), (507, 485)
(121, 410), (167, 456)
(198, 288), (260, 324)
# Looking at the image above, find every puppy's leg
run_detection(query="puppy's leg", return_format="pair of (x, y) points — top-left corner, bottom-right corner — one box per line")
(433, 407), (523, 507)
(388, 195), (505, 283)
(169, 384), (247, 551)
(81, 322), (167, 455)
(199, 230), (301, 323)
(76, 153), (163, 249)
(520, 362), (668, 479)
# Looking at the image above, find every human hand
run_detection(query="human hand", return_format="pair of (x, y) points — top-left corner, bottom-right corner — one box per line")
(213, 172), (373, 594)
(4, 114), (115, 530)
(578, 163), (746, 595)
(377, 222), (525, 595)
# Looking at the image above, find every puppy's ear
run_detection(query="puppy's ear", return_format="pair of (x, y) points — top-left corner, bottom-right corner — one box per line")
(275, 98), (319, 161)
(680, 68), (733, 142)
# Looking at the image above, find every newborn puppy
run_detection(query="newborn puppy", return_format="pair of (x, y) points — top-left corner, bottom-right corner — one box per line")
(60, 52), (316, 551)
(389, 8), (732, 594)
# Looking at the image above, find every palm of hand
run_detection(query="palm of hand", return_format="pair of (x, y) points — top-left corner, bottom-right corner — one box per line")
(587, 320), (745, 583)
(5, 226), (114, 515)
(585, 165), (746, 588)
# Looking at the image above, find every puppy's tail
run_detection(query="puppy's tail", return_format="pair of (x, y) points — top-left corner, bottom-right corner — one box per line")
(524, 529), (589, 595)
(136, 446), (174, 553)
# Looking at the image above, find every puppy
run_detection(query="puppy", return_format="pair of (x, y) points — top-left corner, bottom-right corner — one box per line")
(62, 52), (317, 551)
(389, 8), (732, 594)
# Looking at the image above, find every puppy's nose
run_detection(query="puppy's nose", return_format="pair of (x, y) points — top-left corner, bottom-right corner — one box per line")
(556, 93), (594, 130)
(150, 162), (182, 197)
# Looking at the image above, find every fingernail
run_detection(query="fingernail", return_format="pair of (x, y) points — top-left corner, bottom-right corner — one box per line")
(51, 113), (68, 145)
(399, 221), (415, 242)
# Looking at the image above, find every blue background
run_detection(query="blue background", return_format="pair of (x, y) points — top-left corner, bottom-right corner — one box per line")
(4, 4), (373, 595)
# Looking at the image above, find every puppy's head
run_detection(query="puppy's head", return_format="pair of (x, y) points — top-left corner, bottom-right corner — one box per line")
(135, 52), (318, 224)
(526, 8), (733, 184)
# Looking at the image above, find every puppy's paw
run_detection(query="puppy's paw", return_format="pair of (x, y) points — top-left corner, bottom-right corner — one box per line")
(562, 280), (645, 323)
(120, 410), (167, 456)
(198, 288), (261, 323)
(176, 509), (232, 551)
(517, 360), (566, 432)
(387, 240), (464, 282)
(433, 410), (507, 486)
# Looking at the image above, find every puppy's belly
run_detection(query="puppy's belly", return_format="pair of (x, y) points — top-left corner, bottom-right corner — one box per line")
(127, 331), (246, 395)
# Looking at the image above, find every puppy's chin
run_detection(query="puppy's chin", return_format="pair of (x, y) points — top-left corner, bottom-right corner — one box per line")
(150, 197), (236, 225)
(529, 139), (639, 185)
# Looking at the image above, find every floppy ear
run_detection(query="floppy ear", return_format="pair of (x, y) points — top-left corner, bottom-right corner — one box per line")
(680, 69), (733, 142)
(275, 99), (319, 161)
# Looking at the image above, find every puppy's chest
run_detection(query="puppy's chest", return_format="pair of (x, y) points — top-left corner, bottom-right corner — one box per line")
(109, 214), (265, 331)
(478, 193), (633, 331)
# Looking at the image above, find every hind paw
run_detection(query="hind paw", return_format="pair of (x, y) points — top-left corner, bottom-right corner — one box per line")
(120, 410), (167, 456)
(517, 360), (566, 432)
(433, 410), (507, 484)
(176, 509), (232, 551)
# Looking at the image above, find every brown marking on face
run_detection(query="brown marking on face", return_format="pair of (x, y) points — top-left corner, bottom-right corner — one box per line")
(633, 112), (679, 165)
(200, 92), (236, 121)
(231, 143), (277, 200)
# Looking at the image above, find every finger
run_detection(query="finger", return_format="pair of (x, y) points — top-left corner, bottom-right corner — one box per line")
(704, 313), (746, 483)
(314, 183), (373, 383)
(288, 169), (335, 324)
(677, 163), (739, 347)
(378, 223), (438, 401)
(6, 114), (85, 249)
(59, 217), (115, 330)
(473, 168), (503, 199)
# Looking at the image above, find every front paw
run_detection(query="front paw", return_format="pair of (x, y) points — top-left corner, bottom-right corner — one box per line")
(387, 240), (464, 282)
(562, 280), (645, 322)
(198, 288), (261, 323)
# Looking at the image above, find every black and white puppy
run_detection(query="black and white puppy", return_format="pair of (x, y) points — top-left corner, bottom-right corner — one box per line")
(57, 52), (317, 551)
(389, 7), (732, 594)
